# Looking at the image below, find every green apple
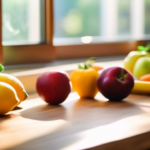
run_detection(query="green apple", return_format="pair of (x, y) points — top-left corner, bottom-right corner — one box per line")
(124, 51), (150, 74)
(133, 57), (150, 79)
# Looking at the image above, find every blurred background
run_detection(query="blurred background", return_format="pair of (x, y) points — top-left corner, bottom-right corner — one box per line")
(2, 0), (150, 45)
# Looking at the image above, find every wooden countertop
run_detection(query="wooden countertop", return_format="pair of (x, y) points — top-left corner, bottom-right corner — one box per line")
(1, 60), (150, 150)
(1, 91), (150, 150)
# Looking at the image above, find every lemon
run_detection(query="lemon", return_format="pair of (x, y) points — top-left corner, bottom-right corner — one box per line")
(0, 73), (28, 104)
(0, 82), (20, 115)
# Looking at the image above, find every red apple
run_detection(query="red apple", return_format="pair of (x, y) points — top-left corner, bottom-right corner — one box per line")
(36, 71), (71, 105)
(97, 67), (134, 101)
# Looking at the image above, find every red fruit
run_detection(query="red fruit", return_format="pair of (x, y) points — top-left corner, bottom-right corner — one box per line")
(36, 71), (71, 105)
(97, 67), (134, 101)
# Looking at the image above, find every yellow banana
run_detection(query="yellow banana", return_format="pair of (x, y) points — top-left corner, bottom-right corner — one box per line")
(131, 80), (150, 94)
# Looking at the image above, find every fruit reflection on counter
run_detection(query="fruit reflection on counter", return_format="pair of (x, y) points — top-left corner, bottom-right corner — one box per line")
(124, 45), (150, 79)
(0, 64), (28, 116)
(36, 71), (71, 105)
(70, 57), (102, 98)
(97, 67), (134, 101)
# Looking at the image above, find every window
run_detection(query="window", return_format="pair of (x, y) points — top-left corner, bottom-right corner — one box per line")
(2, 0), (44, 45)
(54, 0), (150, 42)
(1, 0), (55, 65)
(0, 0), (149, 65)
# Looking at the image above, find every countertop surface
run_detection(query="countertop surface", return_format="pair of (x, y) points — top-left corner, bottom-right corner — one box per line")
(1, 92), (150, 150)
(1, 59), (150, 150)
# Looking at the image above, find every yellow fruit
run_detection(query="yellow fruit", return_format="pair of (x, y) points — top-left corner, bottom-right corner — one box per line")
(0, 82), (19, 115)
(70, 68), (99, 98)
(124, 51), (150, 74)
(0, 73), (28, 104)
(131, 80), (150, 94)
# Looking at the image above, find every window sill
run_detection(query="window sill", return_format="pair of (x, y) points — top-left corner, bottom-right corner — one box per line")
(3, 56), (125, 94)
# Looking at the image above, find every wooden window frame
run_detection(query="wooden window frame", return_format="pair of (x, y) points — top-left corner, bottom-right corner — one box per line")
(0, 0), (149, 65)
(55, 40), (148, 59)
(0, 0), (55, 65)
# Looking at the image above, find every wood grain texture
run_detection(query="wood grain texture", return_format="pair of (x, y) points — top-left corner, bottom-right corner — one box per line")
(1, 92), (150, 150)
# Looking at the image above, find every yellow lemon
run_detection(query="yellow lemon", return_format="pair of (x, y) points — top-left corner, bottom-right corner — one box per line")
(0, 73), (28, 104)
(0, 82), (20, 115)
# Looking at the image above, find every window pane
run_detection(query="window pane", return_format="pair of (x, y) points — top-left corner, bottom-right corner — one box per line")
(145, 0), (150, 34)
(54, 0), (150, 45)
(2, 0), (44, 45)
(54, 0), (99, 37)
(118, 0), (130, 35)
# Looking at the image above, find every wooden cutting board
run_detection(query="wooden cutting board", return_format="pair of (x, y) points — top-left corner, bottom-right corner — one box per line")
(1, 92), (150, 150)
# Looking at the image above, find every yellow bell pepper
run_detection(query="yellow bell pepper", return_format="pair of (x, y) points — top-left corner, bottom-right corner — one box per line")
(70, 64), (99, 98)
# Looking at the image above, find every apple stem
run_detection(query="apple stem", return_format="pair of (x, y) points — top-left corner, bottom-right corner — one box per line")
(117, 69), (126, 81)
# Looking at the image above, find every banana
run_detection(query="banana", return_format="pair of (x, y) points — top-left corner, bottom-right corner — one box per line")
(131, 80), (150, 94)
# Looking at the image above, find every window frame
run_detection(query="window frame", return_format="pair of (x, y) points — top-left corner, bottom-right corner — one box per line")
(1, 0), (55, 65)
(55, 40), (148, 59)
(0, 0), (149, 65)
